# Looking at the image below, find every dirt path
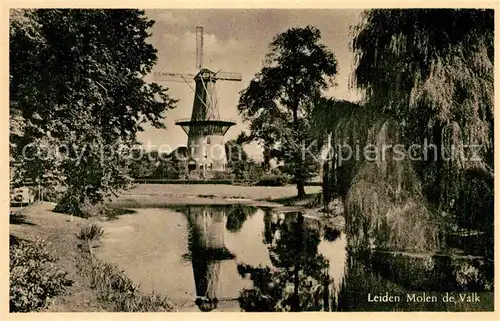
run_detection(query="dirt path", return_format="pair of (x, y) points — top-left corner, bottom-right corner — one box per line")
(9, 202), (104, 312)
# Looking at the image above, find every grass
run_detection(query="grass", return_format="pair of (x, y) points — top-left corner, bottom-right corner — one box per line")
(76, 231), (175, 312)
(115, 184), (321, 204)
(9, 203), (105, 311)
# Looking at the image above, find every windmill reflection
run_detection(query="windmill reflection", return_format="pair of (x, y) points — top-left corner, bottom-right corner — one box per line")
(180, 205), (255, 311)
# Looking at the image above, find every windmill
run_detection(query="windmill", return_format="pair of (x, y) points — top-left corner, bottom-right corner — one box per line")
(155, 27), (242, 174)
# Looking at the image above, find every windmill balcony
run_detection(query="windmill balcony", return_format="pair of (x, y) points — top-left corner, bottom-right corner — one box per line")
(174, 118), (237, 124)
(175, 118), (237, 136)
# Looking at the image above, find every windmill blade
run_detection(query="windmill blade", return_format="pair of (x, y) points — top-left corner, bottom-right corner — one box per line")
(154, 72), (196, 82)
(196, 26), (203, 70)
(214, 71), (242, 81)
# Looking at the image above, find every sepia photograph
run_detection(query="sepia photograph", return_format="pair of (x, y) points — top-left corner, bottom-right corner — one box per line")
(8, 7), (494, 313)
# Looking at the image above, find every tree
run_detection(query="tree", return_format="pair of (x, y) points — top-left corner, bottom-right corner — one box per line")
(351, 9), (494, 239)
(129, 148), (158, 178)
(10, 9), (177, 215)
(225, 136), (250, 168)
(308, 9), (494, 253)
(311, 98), (365, 209)
(238, 26), (338, 197)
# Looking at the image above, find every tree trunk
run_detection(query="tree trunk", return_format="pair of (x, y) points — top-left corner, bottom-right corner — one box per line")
(322, 133), (333, 210)
(262, 145), (271, 172)
(322, 161), (330, 211)
(297, 181), (306, 198)
(292, 104), (306, 199)
(322, 275), (330, 311)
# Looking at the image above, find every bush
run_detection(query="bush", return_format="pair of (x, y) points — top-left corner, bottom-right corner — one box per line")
(10, 238), (72, 312)
(254, 171), (291, 186)
(55, 196), (114, 219)
(53, 194), (87, 217)
(211, 171), (234, 180)
(77, 223), (105, 243)
(40, 184), (67, 203)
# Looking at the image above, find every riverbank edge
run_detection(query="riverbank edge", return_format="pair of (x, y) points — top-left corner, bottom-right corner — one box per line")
(75, 232), (176, 311)
(9, 203), (104, 312)
(9, 186), (318, 312)
(9, 202), (180, 312)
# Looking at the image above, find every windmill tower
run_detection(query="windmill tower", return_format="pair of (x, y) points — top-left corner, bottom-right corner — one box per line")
(155, 27), (242, 174)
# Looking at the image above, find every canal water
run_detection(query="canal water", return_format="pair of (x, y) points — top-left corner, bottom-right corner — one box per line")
(95, 205), (494, 312)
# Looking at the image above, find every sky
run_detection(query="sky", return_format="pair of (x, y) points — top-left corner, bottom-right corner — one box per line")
(139, 9), (364, 160)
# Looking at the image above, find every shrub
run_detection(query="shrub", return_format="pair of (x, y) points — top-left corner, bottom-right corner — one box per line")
(40, 184), (66, 203)
(254, 172), (291, 186)
(77, 223), (105, 243)
(10, 238), (72, 312)
(211, 171), (234, 180)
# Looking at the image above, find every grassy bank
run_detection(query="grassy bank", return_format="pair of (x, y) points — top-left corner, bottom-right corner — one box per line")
(9, 202), (175, 312)
(110, 184), (322, 208)
(76, 222), (175, 311)
(9, 203), (104, 312)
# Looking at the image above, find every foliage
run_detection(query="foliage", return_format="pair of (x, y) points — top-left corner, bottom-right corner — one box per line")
(238, 25), (338, 197)
(153, 157), (186, 179)
(311, 9), (494, 253)
(77, 223), (105, 243)
(10, 238), (72, 312)
(225, 137), (250, 165)
(225, 136), (267, 181)
(211, 171), (234, 180)
(351, 9), (493, 216)
(129, 148), (189, 180)
(254, 169), (291, 187)
(128, 148), (158, 178)
(10, 9), (177, 215)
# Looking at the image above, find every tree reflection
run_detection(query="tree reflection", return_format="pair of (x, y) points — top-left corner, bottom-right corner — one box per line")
(237, 211), (333, 311)
(225, 205), (256, 233)
(335, 248), (494, 311)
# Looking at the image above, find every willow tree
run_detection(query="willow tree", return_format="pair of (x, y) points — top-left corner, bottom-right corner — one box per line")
(332, 9), (494, 252)
(312, 98), (370, 208)
(313, 98), (441, 252)
(352, 9), (493, 211)
(10, 9), (177, 215)
(238, 26), (338, 197)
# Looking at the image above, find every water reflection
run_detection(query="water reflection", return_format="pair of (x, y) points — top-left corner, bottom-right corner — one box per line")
(335, 249), (494, 311)
(166, 205), (493, 312)
(238, 211), (341, 311)
(184, 207), (231, 311)
(173, 205), (256, 311)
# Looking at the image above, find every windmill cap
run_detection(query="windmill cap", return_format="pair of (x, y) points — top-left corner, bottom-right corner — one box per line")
(195, 68), (217, 79)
